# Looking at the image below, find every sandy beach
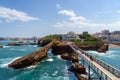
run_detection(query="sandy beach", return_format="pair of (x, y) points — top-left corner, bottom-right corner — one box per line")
(108, 44), (120, 48)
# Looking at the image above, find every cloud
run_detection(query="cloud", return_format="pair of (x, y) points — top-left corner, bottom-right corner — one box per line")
(58, 9), (76, 17)
(55, 9), (120, 32)
(56, 4), (63, 9)
(117, 10), (120, 13)
(0, 6), (39, 22)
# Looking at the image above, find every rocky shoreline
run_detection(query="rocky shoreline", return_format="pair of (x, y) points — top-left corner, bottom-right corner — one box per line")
(38, 39), (108, 53)
(8, 39), (90, 80)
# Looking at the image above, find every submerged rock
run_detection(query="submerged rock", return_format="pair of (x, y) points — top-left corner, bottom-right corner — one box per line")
(0, 45), (3, 48)
(7, 42), (25, 46)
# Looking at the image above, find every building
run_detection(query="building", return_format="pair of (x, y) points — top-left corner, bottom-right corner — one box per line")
(111, 31), (120, 35)
(101, 30), (109, 35)
(83, 31), (88, 35)
(62, 31), (79, 41)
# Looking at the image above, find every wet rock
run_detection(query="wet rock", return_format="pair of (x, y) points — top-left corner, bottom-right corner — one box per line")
(0, 45), (3, 48)
(97, 44), (109, 53)
(8, 41), (53, 69)
(7, 42), (23, 46)
(61, 53), (71, 60)
(38, 39), (52, 47)
(69, 63), (86, 74)
(52, 41), (73, 55)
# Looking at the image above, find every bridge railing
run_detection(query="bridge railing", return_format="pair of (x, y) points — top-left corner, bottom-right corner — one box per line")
(92, 56), (120, 78)
(69, 44), (120, 78)
(78, 47), (120, 78)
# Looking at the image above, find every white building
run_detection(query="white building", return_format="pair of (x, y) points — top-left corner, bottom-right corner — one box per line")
(62, 31), (80, 41)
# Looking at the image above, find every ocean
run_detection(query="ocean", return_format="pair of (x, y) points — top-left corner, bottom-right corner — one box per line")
(0, 41), (120, 80)
(0, 41), (76, 80)
(87, 48), (120, 70)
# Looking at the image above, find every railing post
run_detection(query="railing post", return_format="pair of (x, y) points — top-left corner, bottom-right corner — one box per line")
(82, 59), (84, 66)
(88, 65), (91, 79)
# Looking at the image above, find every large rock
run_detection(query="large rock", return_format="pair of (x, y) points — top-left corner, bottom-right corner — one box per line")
(61, 53), (78, 62)
(69, 62), (86, 74)
(8, 40), (53, 69)
(7, 42), (24, 46)
(38, 39), (52, 46)
(52, 41), (73, 55)
(77, 44), (108, 53)
(97, 44), (109, 53)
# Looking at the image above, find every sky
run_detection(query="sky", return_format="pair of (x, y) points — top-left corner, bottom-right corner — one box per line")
(0, 0), (120, 37)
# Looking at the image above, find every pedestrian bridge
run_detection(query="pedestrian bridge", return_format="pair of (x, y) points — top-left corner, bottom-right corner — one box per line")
(68, 43), (120, 80)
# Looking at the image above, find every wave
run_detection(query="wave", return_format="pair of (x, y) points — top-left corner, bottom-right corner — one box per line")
(0, 57), (21, 68)
(52, 71), (58, 76)
(26, 65), (36, 69)
(87, 50), (119, 58)
(10, 48), (26, 51)
(46, 58), (54, 62)
(10, 48), (15, 50)
(56, 55), (62, 59)
(33, 45), (37, 47)
(3, 45), (10, 48)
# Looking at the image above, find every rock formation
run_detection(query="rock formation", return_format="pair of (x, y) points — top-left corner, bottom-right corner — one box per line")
(8, 40), (53, 69)
(97, 44), (109, 53)
(76, 44), (108, 53)
(8, 39), (90, 80)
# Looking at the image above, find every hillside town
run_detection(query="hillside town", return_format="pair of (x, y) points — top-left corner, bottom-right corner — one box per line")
(92, 30), (120, 44)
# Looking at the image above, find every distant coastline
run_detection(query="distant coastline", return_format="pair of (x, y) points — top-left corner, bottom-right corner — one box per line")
(108, 44), (120, 48)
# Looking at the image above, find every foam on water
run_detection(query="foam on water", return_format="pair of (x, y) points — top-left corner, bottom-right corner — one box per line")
(52, 71), (58, 76)
(33, 45), (37, 47)
(10, 48), (15, 50)
(56, 55), (62, 59)
(46, 58), (54, 62)
(87, 50), (119, 58)
(26, 65), (36, 69)
(3, 45), (10, 48)
(0, 57), (21, 68)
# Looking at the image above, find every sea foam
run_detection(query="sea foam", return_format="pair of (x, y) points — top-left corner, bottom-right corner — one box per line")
(46, 58), (54, 62)
(0, 57), (21, 68)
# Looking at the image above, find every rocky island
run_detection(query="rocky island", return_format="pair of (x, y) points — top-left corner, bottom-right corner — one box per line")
(8, 34), (108, 80)
(38, 34), (108, 52)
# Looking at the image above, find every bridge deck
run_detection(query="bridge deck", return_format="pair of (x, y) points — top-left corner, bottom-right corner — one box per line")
(81, 50), (120, 80)
(68, 43), (120, 80)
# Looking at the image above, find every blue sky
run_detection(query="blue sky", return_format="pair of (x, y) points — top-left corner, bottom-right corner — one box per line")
(0, 0), (120, 37)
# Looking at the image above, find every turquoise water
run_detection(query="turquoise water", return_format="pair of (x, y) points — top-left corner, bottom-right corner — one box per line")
(87, 48), (120, 70)
(0, 41), (76, 80)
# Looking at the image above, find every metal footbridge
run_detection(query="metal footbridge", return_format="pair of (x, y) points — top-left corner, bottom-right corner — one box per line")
(68, 43), (120, 80)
